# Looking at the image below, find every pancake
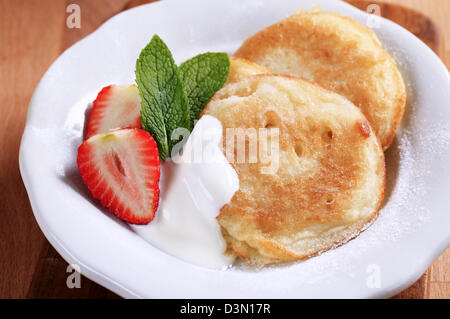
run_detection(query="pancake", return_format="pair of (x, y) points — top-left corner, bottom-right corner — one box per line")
(227, 56), (269, 83)
(235, 10), (406, 150)
(202, 75), (385, 265)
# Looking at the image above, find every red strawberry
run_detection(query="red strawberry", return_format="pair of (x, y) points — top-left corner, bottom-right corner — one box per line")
(77, 128), (160, 224)
(85, 85), (142, 140)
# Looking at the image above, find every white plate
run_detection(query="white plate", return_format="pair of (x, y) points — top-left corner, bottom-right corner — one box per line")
(19, 0), (450, 298)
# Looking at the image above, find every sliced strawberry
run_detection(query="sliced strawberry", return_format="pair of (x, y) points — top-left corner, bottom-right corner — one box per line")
(77, 128), (160, 224)
(85, 85), (142, 140)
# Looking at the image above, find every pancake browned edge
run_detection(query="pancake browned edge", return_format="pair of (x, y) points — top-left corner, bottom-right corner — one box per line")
(202, 75), (385, 266)
(235, 9), (406, 150)
(227, 56), (269, 83)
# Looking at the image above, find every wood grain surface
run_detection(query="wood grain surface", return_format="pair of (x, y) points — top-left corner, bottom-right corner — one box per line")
(0, 0), (448, 299)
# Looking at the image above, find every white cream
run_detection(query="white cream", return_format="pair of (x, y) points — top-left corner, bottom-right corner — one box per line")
(132, 115), (239, 269)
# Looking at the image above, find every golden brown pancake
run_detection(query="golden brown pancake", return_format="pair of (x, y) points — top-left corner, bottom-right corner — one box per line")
(202, 75), (385, 265)
(235, 10), (406, 150)
(227, 56), (269, 83)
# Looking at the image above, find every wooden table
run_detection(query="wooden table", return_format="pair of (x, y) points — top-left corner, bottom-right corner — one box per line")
(0, 0), (448, 298)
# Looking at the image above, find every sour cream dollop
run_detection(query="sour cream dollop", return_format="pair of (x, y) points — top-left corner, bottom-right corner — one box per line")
(132, 115), (239, 269)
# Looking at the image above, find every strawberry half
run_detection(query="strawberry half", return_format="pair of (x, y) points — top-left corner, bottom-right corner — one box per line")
(77, 128), (160, 224)
(85, 85), (142, 140)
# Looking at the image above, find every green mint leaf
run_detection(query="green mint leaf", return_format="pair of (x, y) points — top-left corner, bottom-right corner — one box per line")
(135, 35), (191, 160)
(179, 52), (230, 127)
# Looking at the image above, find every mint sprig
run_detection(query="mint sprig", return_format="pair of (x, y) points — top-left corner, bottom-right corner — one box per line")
(179, 53), (230, 127)
(135, 35), (230, 160)
(136, 35), (191, 160)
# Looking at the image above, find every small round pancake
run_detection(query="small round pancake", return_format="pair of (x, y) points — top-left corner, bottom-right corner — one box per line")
(235, 10), (406, 150)
(227, 56), (269, 83)
(202, 75), (385, 265)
